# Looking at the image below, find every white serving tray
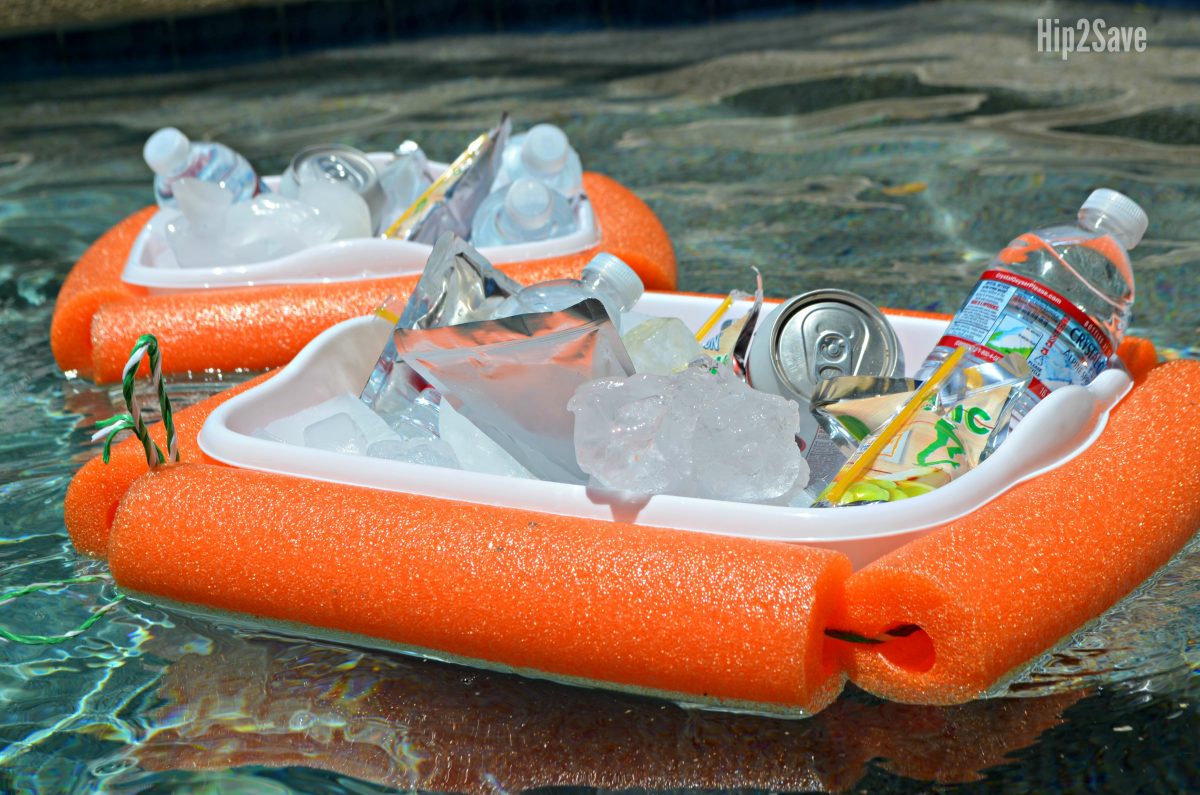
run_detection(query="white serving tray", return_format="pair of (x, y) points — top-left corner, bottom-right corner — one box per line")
(198, 292), (1131, 568)
(122, 154), (599, 293)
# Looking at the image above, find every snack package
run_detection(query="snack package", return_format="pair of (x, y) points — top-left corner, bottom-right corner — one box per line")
(699, 268), (763, 378)
(817, 353), (1032, 506)
(811, 377), (920, 456)
(383, 115), (510, 243)
(360, 234), (523, 415)
(385, 299), (635, 484)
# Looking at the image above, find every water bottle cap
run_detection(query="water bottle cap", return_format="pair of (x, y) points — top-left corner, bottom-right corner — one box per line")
(583, 252), (644, 313)
(504, 178), (554, 231)
(521, 124), (569, 176)
(144, 127), (191, 175)
(1080, 188), (1148, 249)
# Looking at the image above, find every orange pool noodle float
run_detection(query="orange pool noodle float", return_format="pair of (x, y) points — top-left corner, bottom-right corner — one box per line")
(108, 463), (851, 715)
(51, 173), (677, 382)
(64, 337), (1200, 712)
(839, 359), (1200, 704)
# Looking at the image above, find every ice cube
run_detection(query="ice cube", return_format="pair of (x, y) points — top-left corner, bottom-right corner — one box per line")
(366, 437), (459, 469)
(621, 316), (706, 376)
(223, 194), (338, 263)
(304, 412), (369, 455)
(264, 392), (405, 450)
(568, 363), (809, 502)
(438, 401), (535, 479)
(298, 181), (373, 241)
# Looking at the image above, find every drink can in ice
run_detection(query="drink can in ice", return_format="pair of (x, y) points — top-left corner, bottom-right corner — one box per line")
(745, 289), (905, 480)
(281, 144), (385, 226)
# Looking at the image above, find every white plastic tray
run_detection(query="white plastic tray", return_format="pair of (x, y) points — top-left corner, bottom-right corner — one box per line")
(122, 154), (600, 293)
(198, 293), (1132, 568)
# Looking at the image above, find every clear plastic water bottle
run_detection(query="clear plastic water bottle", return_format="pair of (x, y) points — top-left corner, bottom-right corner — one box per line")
(143, 127), (263, 208)
(376, 140), (433, 234)
(493, 251), (644, 322)
(916, 188), (1147, 423)
(470, 178), (578, 247)
(494, 124), (584, 198)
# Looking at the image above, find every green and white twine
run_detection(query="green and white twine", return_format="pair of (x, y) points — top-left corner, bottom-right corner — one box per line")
(2, 336), (177, 646)
(92, 333), (179, 468)
(0, 575), (124, 645)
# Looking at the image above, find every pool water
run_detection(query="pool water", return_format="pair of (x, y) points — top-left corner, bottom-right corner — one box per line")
(3, 2), (1199, 792)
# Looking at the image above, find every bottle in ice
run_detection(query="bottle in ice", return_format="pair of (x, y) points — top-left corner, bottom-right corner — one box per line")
(916, 188), (1146, 423)
(143, 126), (264, 208)
(494, 123), (584, 198)
(470, 177), (578, 247)
(493, 251), (644, 323)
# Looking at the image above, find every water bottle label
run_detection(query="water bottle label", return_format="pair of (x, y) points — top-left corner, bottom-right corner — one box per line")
(936, 269), (1113, 400)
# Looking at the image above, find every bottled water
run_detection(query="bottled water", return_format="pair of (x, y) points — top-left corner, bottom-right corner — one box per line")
(492, 251), (644, 323)
(376, 140), (432, 234)
(494, 124), (584, 198)
(916, 188), (1146, 423)
(144, 126), (263, 208)
(470, 177), (578, 247)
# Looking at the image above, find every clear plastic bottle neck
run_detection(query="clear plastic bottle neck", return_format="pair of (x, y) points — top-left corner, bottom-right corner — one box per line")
(1078, 208), (1137, 251)
(580, 270), (633, 314)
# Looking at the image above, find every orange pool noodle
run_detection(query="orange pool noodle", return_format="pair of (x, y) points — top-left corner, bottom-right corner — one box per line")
(63, 373), (270, 558)
(108, 463), (850, 715)
(50, 207), (153, 375)
(52, 173), (676, 382)
(840, 359), (1200, 705)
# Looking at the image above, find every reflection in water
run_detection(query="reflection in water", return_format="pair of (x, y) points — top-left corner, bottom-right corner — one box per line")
(1, 0), (1200, 792)
(110, 631), (1082, 794)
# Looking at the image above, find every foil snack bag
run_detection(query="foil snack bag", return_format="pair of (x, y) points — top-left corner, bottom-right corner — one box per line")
(384, 114), (510, 243)
(360, 234), (523, 415)
(818, 354), (1032, 505)
(384, 299), (634, 485)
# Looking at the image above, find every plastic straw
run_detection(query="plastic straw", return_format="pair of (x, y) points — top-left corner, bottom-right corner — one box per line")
(822, 345), (968, 505)
(694, 293), (735, 342)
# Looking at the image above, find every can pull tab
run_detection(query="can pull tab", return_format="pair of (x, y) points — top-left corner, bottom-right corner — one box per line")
(815, 329), (853, 380)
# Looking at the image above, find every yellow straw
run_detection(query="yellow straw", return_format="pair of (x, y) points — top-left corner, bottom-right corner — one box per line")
(694, 294), (735, 342)
(822, 345), (968, 504)
(373, 294), (403, 325)
(383, 130), (490, 239)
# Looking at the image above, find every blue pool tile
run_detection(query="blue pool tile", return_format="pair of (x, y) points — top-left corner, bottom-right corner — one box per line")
(282, 0), (393, 53)
(172, 6), (285, 70)
(0, 32), (65, 81)
(60, 18), (176, 75)
(500, 0), (604, 32)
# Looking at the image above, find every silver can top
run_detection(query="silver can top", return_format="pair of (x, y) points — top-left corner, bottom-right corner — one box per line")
(748, 289), (904, 404)
(290, 144), (379, 193)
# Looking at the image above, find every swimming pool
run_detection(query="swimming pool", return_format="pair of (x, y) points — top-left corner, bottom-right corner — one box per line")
(2, 2), (1198, 791)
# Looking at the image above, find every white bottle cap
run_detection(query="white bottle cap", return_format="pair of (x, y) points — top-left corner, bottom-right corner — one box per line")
(504, 178), (553, 231)
(144, 127), (192, 175)
(521, 124), (569, 176)
(1080, 188), (1149, 250)
(583, 252), (644, 312)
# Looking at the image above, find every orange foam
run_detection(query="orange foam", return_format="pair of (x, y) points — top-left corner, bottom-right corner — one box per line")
(52, 173), (676, 383)
(839, 359), (1200, 704)
(50, 207), (153, 375)
(64, 373), (271, 558)
(109, 463), (850, 714)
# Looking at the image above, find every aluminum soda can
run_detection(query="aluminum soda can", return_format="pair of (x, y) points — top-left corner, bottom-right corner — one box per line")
(280, 144), (385, 225)
(746, 289), (905, 477)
